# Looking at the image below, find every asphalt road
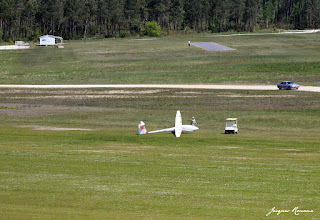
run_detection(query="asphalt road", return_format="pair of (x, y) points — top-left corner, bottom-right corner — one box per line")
(190, 42), (235, 51)
(0, 84), (319, 92)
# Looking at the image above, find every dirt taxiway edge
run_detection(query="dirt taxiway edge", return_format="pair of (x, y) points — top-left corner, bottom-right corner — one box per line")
(0, 84), (319, 92)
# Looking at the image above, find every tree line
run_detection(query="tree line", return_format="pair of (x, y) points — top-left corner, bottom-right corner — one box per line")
(0, 0), (319, 41)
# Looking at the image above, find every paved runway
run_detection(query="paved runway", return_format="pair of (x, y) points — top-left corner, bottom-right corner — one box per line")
(190, 42), (235, 51)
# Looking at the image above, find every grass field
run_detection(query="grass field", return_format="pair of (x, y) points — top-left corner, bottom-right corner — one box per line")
(0, 88), (319, 219)
(0, 33), (319, 219)
(0, 33), (320, 85)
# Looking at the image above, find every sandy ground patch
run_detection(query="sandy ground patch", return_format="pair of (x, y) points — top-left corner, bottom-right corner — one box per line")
(1, 89), (169, 100)
(6, 94), (198, 100)
(0, 45), (30, 50)
(208, 146), (241, 149)
(0, 84), (319, 93)
(176, 91), (203, 94)
(217, 94), (296, 98)
(10, 95), (139, 99)
(72, 150), (131, 153)
(132, 38), (156, 41)
(0, 89), (166, 95)
(71, 145), (155, 153)
(0, 103), (108, 117)
(18, 125), (93, 131)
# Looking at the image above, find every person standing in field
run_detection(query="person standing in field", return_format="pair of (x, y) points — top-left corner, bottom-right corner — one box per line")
(191, 117), (197, 126)
(188, 41), (191, 46)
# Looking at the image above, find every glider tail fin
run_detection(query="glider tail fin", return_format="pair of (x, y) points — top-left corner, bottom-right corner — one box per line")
(138, 121), (148, 134)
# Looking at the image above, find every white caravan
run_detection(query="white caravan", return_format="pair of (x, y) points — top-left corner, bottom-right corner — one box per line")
(138, 110), (199, 137)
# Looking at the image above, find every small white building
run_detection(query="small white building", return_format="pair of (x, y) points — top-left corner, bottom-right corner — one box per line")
(39, 35), (63, 46)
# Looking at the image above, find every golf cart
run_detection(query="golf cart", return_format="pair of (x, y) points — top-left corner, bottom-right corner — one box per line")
(225, 118), (238, 134)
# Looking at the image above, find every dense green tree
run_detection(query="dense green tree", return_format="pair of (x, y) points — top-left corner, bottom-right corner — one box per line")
(245, 0), (261, 31)
(0, 27), (3, 41)
(143, 20), (162, 36)
(0, 0), (319, 41)
(263, 1), (275, 28)
(230, 0), (246, 31)
(169, 0), (184, 30)
(184, 0), (201, 31)
(0, 0), (15, 40)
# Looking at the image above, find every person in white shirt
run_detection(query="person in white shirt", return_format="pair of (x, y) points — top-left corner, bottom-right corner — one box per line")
(191, 116), (197, 126)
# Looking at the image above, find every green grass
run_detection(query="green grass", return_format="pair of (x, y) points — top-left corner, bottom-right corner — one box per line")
(0, 33), (320, 85)
(0, 88), (319, 219)
(0, 33), (319, 219)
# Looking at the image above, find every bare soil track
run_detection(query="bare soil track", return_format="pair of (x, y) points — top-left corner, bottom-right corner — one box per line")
(0, 84), (319, 92)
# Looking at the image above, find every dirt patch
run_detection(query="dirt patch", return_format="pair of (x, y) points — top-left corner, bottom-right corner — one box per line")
(71, 145), (155, 153)
(0, 104), (85, 117)
(0, 89), (166, 95)
(217, 94), (296, 98)
(10, 95), (139, 99)
(0, 84), (319, 93)
(0, 102), (109, 117)
(18, 125), (93, 131)
(0, 89), (168, 101)
(208, 146), (241, 149)
(0, 45), (30, 50)
(133, 38), (156, 41)
(72, 150), (130, 153)
(278, 149), (302, 151)
(288, 153), (320, 157)
(175, 91), (203, 95)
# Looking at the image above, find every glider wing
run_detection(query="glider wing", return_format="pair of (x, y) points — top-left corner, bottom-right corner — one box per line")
(174, 110), (182, 137)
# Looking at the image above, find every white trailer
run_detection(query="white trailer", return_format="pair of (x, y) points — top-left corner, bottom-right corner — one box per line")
(225, 118), (238, 134)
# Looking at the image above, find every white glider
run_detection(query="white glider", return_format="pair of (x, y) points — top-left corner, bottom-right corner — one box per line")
(138, 110), (199, 137)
